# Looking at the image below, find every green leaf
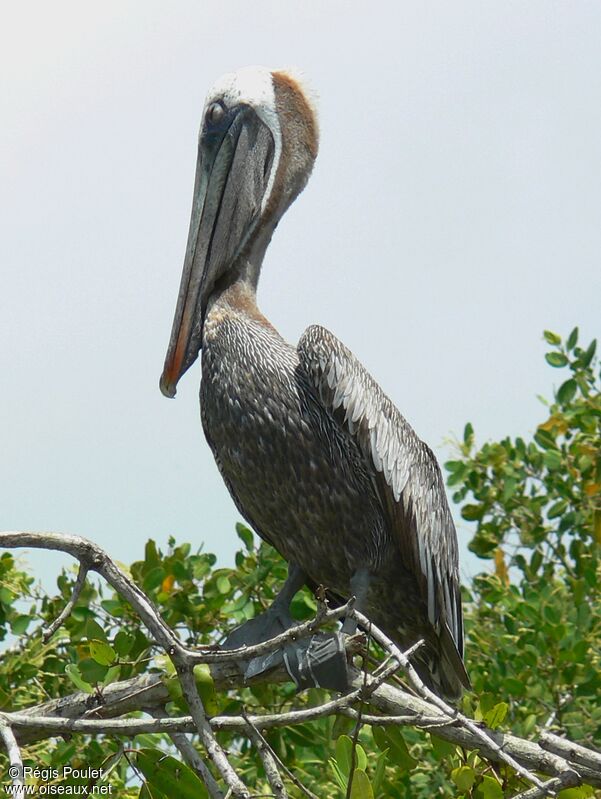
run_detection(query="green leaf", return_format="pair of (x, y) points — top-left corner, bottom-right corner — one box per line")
(235, 523), (254, 551)
(430, 734), (457, 760)
(545, 352), (568, 368)
(100, 599), (124, 617)
(332, 715), (355, 740)
(139, 783), (167, 799)
(464, 422), (474, 445)
(578, 338), (596, 368)
(543, 450), (563, 471)
(10, 615), (31, 635)
(476, 775), (504, 799)
(144, 540), (161, 567)
(114, 630), (135, 657)
(461, 504), (484, 521)
(193, 664), (219, 715)
(162, 674), (183, 703)
(372, 725), (389, 754)
(0, 586), (15, 605)
(102, 665), (121, 686)
(335, 735), (353, 778)
(502, 677), (525, 696)
(566, 326), (579, 350)
(79, 657), (108, 684)
(333, 735), (367, 777)
(547, 499), (567, 519)
(375, 727), (416, 771)
(558, 787), (594, 799)
(476, 693), (497, 719)
(371, 750), (388, 795)
(502, 478), (518, 502)
(64, 664), (93, 694)
(136, 749), (208, 799)
(451, 765), (476, 791)
(89, 639), (116, 666)
(356, 744), (367, 772)
(544, 330), (562, 345)
(216, 575), (231, 594)
(143, 566), (166, 592)
(483, 702), (508, 729)
(535, 427), (557, 449)
(557, 379), (577, 404)
(328, 758), (347, 792)
(349, 769), (374, 799)
(85, 618), (107, 642)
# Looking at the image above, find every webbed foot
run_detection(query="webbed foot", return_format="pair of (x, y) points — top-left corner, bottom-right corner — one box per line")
(221, 562), (351, 692)
(280, 631), (349, 692)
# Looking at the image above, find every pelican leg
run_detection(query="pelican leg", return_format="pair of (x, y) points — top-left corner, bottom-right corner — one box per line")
(223, 561), (350, 692)
(341, 567), (370, 635)
(222, 561), (306, 652)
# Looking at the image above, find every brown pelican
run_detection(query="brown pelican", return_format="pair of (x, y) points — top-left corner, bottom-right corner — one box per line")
(160, 66), (470, 699)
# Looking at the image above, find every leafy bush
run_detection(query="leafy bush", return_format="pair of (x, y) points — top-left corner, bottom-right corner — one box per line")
(0, 328), (599, 798)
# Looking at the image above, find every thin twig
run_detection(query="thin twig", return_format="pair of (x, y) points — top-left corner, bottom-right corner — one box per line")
(243, 712), (288, 799)
(252, 739), (320, 799)
(42, 563), (89, 641)
(346, 622), (373, 799)
(339, 709), (452, 729)
(543, 693), (573, 731)
(170, 732), (225, 799)
(147, 707), (224, 799)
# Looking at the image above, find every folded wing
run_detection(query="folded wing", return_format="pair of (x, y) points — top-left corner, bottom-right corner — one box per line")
(298, 324), (470, 694)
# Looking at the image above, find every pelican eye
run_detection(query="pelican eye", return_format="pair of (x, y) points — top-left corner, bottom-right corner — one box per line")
(206, 101), (226, 126)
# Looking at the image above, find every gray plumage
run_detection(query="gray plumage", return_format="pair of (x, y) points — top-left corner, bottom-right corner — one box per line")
(200, 295), (469, 698)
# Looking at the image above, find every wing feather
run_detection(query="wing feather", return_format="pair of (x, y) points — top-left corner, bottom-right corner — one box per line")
(298, 324), (469, 690)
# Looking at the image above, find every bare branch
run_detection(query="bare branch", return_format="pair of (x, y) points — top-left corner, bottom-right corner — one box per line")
(169, 733), (225, 799)
(367, 680), (600, 788)
(0, 531), (248, 798)
(176, 665), (250, 798)
(0, 531), (180, 651)
(8, 674), (171, 744)
(0, 717), (24, 788)
(338, 708), (452, 728)
(146, 707), (224, 799)
(3, 530), (601, 795)
(539, 732), (601, 771)
(352, 609), (549, 792)
(511, 770), (581, 799)
(251, 743), (320, 799)
(42, 562), (89, 642)
(244, 714), (288, 799)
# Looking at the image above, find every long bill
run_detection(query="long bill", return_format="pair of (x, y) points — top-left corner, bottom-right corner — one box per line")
(159, 106), (275, 398)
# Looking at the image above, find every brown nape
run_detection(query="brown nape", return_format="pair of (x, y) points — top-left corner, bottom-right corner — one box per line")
(265, 72), (319, 226)
(272, 71), (319, 160)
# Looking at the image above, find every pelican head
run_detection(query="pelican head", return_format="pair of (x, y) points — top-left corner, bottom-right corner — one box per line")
(160, 66), (319, 398)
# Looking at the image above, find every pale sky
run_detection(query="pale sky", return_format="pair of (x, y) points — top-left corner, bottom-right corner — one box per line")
(2, 1), (600, 589)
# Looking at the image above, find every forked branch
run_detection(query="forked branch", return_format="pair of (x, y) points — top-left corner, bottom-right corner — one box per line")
(1, 530), (600, 799)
